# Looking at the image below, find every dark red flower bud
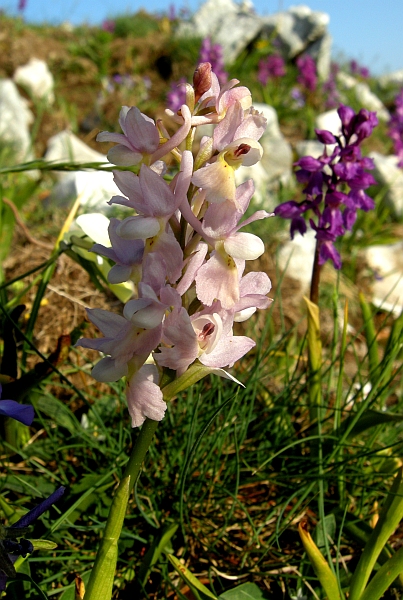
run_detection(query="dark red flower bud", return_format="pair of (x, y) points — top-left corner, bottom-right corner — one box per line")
(193, 62), (212, 103)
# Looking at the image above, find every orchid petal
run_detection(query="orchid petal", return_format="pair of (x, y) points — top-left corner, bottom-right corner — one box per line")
(107, 145), (143, 166)
(224, 232), (265, 260)
(92, 357), (128, 382)
(117, 216), (160, 240)
(0, 400), (34, 426)
(126, 365), (166, 427)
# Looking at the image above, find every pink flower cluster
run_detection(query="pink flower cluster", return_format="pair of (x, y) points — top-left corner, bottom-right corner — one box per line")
(77, 63), (272, 428)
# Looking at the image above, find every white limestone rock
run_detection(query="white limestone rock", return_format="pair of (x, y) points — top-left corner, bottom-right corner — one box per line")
(369, 152), (403, 218)
(177, 2), (331, 77)
(260, 5), (331, 79)
(378, 69), (403, 88)
(236, 103), (293, 209)
(45, 131), (119, 211)
(14, 58), (55, 104)
(337, 72), (389, 121)
(295, 140), (325, 159)
(315, 109), (342, 136)
(0, 78), (37, 170)
(176, 0), (260, 64)
(365, 242), (403, 316)
(277, 230), (317, 291)
(45, 130), (107, 166)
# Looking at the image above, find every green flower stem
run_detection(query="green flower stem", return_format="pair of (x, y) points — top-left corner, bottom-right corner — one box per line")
(310, 239), (321, 305)
(121, 418), (160, 494)
(84, 418), (159, 600)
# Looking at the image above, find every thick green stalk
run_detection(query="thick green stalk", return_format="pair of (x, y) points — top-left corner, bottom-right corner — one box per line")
(121, 418), (159, 494)
(84, 418), (159, 600)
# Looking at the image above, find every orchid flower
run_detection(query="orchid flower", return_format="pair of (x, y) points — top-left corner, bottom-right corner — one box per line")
(78, 62), (272, 427)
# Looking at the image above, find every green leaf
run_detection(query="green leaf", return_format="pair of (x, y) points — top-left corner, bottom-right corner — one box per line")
(29, 539), (58, 551)
(304, 296), (322, 373)
(218, 582), (269, 599)
(359, 292), (380, 381)
(34, 395), (80, 434)
(137, 523), (178, 586)
(304, 296), (323, 421)
(361, 545), (403, 600)
(298, 520), (342, 600)
(167, 554), (218, 600)
(314, 514), (336, 550)
(9, 572), (49, 600)
(84, 476), (130, 600)
(162, 362), (216, 401)
(349, 467), (403, 600)
(342, 409), (403, 438)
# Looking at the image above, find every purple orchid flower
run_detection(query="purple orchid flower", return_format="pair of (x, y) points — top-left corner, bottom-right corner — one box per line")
(0, 385), (34, 426)
(275, 104), (378, 269)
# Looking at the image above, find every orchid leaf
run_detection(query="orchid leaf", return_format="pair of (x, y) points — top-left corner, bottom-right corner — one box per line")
(341, 409), (403, 438)
(359, 292), (379, 381)
(162, 362), (215, 401)
(167, 553), (218, 600)
(349, 467), (403, 600)
(29, 539), (58, 551)
(218, 582), (269, 599)
(137, 523), (178, 586)
(84, 476), (130, 600)
(298, 520), (342, 600)
(361, 545), (403, 600)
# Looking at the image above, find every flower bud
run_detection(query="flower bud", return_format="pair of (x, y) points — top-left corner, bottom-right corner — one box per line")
(193, 62), (212, 103)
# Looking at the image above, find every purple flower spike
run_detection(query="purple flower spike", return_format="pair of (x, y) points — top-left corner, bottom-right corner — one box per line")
(275, 104), (378, 269)
(258, 54), (286, 86)
(388, 88), (403, 166)
(296, 55), (317, 92)
(315, 129), (337, 145)
(0, 385), (34, 426)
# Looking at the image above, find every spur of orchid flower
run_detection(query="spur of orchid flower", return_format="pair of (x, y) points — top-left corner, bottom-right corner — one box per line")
(77, 62), (272, 427)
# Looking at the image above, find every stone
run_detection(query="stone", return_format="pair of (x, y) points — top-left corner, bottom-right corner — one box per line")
(369, 152), (403, 218)
(337, 72), (389, 121)
(365, 242), (403, 316)
(260, 5), (331, 79)
(45, 130), (119, 211)
(177, 0), (261, 64)
(0, 78), (34, 163)
(14, 58), (55, 104)
(236, 103), (293, 209)
(295, 140), (325, 159)
(45, 130), (106, 166)
(378, 69), (403, 88)
(177, 1), (331, 78)
(277, 230), (317, 291)
(315, 109), (342, 136)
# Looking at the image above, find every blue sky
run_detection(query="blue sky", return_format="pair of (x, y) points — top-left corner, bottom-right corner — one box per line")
(3, 0), (403, 75)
